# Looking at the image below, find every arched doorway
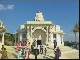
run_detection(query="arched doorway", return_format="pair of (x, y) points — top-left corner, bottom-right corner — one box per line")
(32, 29), (46, 45)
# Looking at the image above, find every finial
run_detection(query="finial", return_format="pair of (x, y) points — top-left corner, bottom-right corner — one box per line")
(38, 8), (40, 11)
(37, 8), (41, 13)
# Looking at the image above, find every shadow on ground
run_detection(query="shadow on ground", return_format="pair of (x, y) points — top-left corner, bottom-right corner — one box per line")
(12, 53), (17, 58)
(46, 47), (53, 50)
(12, 47), (16, 50)
(43, 55), (55, 59)
(67, 46), (78, 50)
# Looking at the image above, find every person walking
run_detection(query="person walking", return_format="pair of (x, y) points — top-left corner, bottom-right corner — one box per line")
(53, 40), (57, 50)
(1, 48), (8, 59)
(56, 47), (61, 59)
(25, 48), (30, 59)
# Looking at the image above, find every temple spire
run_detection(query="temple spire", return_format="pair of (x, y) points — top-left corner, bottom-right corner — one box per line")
(34, 10), (44, 21)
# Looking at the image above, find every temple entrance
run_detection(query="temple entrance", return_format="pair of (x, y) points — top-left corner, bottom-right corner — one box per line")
(32, 29), (46, 45)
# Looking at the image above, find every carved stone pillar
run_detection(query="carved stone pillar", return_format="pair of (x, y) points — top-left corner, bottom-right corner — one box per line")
(2, 32), (5, 45)
(49, 32), (51, 42)
(46, 26), (48, 42)
(60, 34), (64, 44)
(30, 26), (33, 44)
(19, 33), (22, 41)
(18, 33), (20, 42)
(27, 26), (30, 40)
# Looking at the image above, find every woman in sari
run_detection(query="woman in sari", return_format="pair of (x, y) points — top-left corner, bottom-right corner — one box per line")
(56, 47), (61, 59)
(25, 48), (30, 59)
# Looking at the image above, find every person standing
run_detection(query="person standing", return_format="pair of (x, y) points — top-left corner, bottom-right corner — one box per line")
(54, 50), (58, 59)
(25, 48), (30, 59)
(21, 45), (25, 56)
(1, 45), (5, 51)
(56, 47), (61, 59)
(16, 42), (20, 50)
(18, 47), (22, 58)
(53, 40), (57, 50)
(23, 41), (27, 46)
(44, 48), (47, 55)
(40, 44), (43, 54)
(34, 40), (37, 47)
(35, 49), (37, 59)
(1, 48), (8, 59)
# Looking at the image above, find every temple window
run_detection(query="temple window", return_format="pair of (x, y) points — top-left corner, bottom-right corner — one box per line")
(23, 34), (26, 38)
(53, 34), (56, 38)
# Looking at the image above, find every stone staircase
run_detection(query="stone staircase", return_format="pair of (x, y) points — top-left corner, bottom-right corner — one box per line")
(0, 46), (79, 59)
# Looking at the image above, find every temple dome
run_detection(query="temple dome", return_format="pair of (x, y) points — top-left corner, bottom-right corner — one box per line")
(34, 10), (44, 21)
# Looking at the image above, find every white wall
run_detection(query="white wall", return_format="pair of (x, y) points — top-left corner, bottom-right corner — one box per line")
(22, 38), (26, 42)
(56, 34), (61, 46)
(51, 34), (56, 43)
(18, 33), (22, 42)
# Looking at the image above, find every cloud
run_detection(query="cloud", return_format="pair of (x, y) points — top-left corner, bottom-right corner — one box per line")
(0, 4), (15, 11)
(0, 4), (6, 11)
(64, 32), (79, 42)
(7, 5), (15, 10)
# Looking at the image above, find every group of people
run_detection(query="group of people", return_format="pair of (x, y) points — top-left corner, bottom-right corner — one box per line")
(16, 40), (45, 59)
(0, 39), (61, 59)
(53, 40), (61, 59)
(31, 40), (45, 55)
(0, 45), (8, 59)
(31, 40), (47, 59)
(16, 40), (30, 59)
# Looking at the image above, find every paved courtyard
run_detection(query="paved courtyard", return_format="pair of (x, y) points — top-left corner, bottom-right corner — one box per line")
(0, 45), (79, 59)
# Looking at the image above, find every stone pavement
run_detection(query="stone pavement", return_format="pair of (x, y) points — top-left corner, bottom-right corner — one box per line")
(0, 46), (79, 59)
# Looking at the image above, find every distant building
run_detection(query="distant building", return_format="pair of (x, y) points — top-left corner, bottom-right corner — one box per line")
(17, 11), (65, 46)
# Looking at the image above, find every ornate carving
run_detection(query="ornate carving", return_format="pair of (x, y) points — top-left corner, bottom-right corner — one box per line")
(32, 27), (34, 30)
(27, 26), (29, 29)
(50, 26), (53, 29)
(44, 27), (46, 30)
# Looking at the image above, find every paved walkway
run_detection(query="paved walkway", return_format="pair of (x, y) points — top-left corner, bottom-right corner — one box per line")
(0, 46), (79, 59)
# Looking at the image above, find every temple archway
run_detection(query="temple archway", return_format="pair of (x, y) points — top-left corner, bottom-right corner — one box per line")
(32, 29), (46, 45)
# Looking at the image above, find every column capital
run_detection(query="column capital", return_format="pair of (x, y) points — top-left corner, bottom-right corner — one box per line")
(27, 26), (29, 28)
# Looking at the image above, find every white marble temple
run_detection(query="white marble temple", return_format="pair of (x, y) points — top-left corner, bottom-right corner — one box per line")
(17, 11), (65, 46)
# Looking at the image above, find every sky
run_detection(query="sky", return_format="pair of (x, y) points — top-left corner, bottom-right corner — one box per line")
(0, 0), (79, 42)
